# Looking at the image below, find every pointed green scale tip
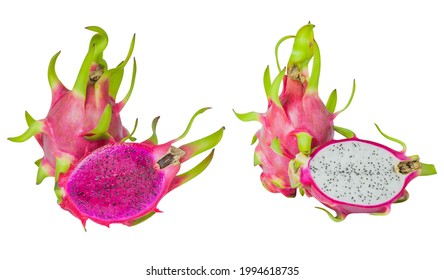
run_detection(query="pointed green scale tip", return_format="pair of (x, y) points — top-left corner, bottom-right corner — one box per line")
(36, 163), (50, 185)
(147, 116), (160, 145)
(117, 58), (137, 109)
(72, 44), (96, 98)
(315, 207), (345, 222)
(307, 40), (320, 93)
(253, 151), (261, 166)
(25, 111), (36, 126)
(270, 137), (283, 156)
(170, 149), (215, 191)
(270, 178), (285, 189)
(299, 187), (305, 196)
(85, 26), (108, 63)
(296, 132), (313, 155)
(269, 68), (286, 108)
(35, 158), (50, 184)
(374, 123), (407, 152)
(287, 23), (315, 72)
(108, 33), (136, 72)
(83, 104), (112, 141)
(8, 119), (43, 142)
(122, 33), (136, 67)
(48, 51), (62, 90)
(108, 67), (124, 100)
(274, 35), (295, 72)
(233, 110), (260, 122)
(128, 119), (139, 142)
(180, 127), (224, 163)
(131, 211), (156, 226)
(334, 79), (356, 117)
(55, 157), (70, 181)
(334, 126), (355, 139)
(326, 89), (338, 114)
(107, 34), (136, 99)
(54, 184), (63, 204)
(251, 133), (258, 145)
(420, 163), (437, 176)
(121, 118), (139, 143)
(263, 65), (271, 99)
(175, 107), (211, 142)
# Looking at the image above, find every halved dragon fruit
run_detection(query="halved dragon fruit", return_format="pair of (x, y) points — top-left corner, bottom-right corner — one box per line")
(293, 125), (436, 221)
(235, 23), (354, 197)
(9, 26), (136, 184)
(56, 108), (224, 228)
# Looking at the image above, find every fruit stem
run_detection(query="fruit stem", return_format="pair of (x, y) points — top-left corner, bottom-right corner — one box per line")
(396, 160), (421, 175)
(157, 146), (185, 169)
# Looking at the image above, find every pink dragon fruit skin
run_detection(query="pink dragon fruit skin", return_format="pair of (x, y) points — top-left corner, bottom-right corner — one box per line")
(56, 108), (224, 228)
(235, 23), (354, 197)
(296, 125), (436, 221)
(9, 27), (137, 184)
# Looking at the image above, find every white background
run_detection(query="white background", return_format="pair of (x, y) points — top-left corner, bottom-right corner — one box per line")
(1, 1), (442, 279)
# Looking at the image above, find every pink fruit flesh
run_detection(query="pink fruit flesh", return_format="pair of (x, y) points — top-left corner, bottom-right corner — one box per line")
(65, 144), (165, 222)
(57, 108), (224, 228)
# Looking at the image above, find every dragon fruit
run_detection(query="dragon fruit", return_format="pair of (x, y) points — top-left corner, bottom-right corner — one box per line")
(292, 125), (436, 221)
(8, 26), (136, 184)
(55, 108), (224, 228)
(235, 23), (354, 197)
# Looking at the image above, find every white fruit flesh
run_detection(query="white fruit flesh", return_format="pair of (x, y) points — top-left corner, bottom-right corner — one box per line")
(309, 141), (407, 205)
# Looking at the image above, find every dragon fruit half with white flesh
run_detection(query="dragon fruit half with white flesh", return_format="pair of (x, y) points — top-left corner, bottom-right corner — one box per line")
(9, 26), (137, 183)
(235, 23), (355, 197)
(56, 108), (224, 228)
(292, 125), (436, 221)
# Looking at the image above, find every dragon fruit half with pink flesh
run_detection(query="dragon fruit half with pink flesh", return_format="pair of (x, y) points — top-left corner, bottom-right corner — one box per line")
(292, 125), (436, 221)
(235, 23), (355, 197)
(56, 108), (224, 228)
(8, 26), (137, 183)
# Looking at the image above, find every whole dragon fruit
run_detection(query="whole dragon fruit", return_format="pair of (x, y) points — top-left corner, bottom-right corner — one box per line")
(56, 108), (224, 228)
(235, 23), (354, 197)
(294, 125), (436, 221)
(8, 26), (137, 184)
